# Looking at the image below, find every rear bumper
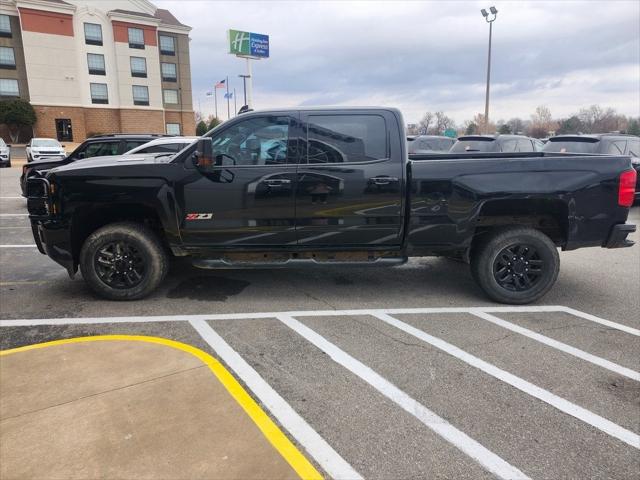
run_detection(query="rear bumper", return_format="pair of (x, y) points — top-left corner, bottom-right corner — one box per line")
(604, 223), (636, 248)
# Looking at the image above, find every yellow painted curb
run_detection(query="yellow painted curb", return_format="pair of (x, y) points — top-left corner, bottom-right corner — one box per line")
(1, 335), (323, 480)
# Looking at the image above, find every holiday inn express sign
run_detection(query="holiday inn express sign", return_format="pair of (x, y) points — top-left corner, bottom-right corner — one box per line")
(228, 30), (269, 58)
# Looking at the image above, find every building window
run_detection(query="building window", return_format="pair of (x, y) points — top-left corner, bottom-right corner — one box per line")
(163, 89), (178, 104)
(90, 83), (108, 104)
(166, 123), (180, 135)
(159, 35), (175, 55)
(0, 15), (11, 37)
(161, 62), (177, 82)
(132, 85), (149, 105)
(0, 78), (19, 97)
(128, 28), (145, 49)
(130, 56), (147, 78)
(84, 23), (102, 46)
(0, 47), (16, 69)
(87, 53), (105, 75)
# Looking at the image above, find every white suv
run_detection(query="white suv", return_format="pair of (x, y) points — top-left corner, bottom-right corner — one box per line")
(26, 138), (66, 162)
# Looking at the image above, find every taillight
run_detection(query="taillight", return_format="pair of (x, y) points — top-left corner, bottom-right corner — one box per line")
(618, 169), (637, 207)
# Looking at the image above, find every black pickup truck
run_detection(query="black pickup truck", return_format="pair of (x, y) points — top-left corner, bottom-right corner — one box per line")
(26, 107), (637, 303)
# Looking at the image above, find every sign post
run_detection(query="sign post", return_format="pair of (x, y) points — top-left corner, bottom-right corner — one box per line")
(228, 29), (269, 110)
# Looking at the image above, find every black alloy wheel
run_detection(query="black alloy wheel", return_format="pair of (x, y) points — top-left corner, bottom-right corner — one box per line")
(94, 241), (147, 289)
(492, 243), (543, 292)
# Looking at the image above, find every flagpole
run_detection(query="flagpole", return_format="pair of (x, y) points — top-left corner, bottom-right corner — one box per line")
(226, 76), (230, 120)
(214, 88), (218, 120)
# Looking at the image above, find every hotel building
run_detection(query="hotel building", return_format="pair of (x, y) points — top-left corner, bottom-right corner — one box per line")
(0, 0), (194, 142)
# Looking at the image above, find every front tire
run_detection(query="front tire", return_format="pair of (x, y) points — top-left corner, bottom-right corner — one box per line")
(471, 227), (559, 304)
(80, 222), (168, 300)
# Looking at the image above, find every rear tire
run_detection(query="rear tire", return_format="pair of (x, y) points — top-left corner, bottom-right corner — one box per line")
(471, 227), (559, 304)
(80, 222), (168, 300)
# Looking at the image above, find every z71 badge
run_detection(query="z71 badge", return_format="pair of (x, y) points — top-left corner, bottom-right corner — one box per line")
(185, 213), (213, 220)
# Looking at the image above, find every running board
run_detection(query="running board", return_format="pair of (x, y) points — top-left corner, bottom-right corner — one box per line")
(191, 253), (407, 269)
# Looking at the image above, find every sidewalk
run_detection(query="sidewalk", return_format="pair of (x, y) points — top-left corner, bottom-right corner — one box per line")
(1, 336), (320, 480)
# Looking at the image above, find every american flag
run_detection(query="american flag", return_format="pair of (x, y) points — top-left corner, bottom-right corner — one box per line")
(215, 79), (226, 89)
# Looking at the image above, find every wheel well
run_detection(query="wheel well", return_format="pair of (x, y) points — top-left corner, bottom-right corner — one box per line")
(70, 204), (166, 264)
(473, 199), (568, 248)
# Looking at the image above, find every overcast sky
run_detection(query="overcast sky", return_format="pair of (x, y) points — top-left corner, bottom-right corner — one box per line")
(155, 0), (640, 125)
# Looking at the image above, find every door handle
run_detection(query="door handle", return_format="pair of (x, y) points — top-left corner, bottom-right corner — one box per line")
(369, 176), (399, 185)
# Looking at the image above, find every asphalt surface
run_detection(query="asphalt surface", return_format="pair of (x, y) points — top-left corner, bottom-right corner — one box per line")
(1, 163), (639, 479)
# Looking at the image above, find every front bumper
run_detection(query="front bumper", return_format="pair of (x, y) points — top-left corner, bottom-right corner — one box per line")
(31, 219), (75, 274)
(604, 223), (636, 248)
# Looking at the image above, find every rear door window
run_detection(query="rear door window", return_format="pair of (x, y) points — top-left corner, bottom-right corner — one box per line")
(500, 139), (518, 152)
(123, 140), (150, 152)
(306, 114), (387, 164)
(82, 141), (120, 158)
(626, 139), (639, 157)
(517, 139), (535, 152)
(605, 141), (626, 155)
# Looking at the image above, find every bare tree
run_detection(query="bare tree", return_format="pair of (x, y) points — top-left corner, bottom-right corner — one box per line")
(473, 113), (496, 134)
(528, 105), (556, 138)
(507, 117), (525, 135)
(578, 105), (620, 133)
(430, 111), (455, 135)
(418, 112), (434, 135)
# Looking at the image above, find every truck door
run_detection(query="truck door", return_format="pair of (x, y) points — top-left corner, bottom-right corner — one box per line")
(179, 114), (300, 246)
(295, 110), (404, 246)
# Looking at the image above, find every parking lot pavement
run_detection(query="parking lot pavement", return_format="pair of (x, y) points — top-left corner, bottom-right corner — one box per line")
(1, 165), (639, 479)
(1, 337), (317, 480)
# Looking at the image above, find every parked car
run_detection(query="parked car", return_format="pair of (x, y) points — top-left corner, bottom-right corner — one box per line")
(124, 137), (200, 155)
(20, 134), (171, 196)
(25, 138), (66, 162)
(407, 135), (456, 154)
(450, 135), (540, 153)
(543, 134), (640, 202)
(0, 138), (10, 168)
(26, 107), (636, 303)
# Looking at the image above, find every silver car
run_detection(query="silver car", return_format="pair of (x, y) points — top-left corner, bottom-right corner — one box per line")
(0, 138), (10, 167)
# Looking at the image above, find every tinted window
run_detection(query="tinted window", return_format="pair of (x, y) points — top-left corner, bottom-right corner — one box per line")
(124, 140), (148, 151)
(83, 141), (119, 158)
(139, 143), (186, 153)
(500, 139), (518, 152)
(450, 139), (497, 153)
(605, 141), (626, 155)
(517, 139), (535, 152)
(543, 139), (600, 154)
(210, 116), (292, 166)
(627, 139), (639, 157)
(306, 115), (386, 164)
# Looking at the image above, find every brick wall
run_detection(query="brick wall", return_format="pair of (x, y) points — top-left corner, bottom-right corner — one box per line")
(30, 106), (192, 141)
(84, 108), (121, 137)
(165, 110), (196, 135)
(120, 109), (165, 134)
(33, 105), (87, 140)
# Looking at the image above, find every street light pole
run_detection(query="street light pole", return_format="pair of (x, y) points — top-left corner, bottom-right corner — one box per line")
(481, 6), (498, 134)
(238, 74), (250, 106)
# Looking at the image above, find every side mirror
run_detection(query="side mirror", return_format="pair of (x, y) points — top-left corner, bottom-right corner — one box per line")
(194, 137), (214, 167)
(6, 144), (11, 147)
(61, 145), (66, 148)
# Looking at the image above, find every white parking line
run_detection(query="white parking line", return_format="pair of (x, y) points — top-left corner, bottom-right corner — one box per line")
(0, 245), (37, 248)
(470, 310), (640, 381)
(189, 319), (363, 480)
(372, 312), (640, 449)
(0, 214), (28, 217)
(560, 307), (640, 336)
(276, 314), (530, 480)
(0, 196), (23, 199)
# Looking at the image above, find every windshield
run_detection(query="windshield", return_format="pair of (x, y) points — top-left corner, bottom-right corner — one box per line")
(543, 139), (600, 154)
(32, 139), (61, 148)
(0, 139), (5, 147)
(450, 139), (497, 153)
